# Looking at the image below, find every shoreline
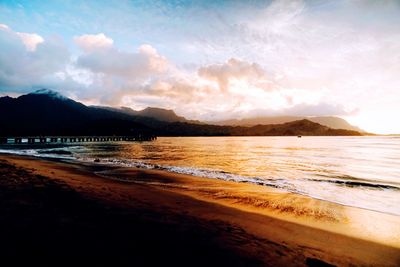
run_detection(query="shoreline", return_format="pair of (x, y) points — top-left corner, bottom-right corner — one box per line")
(0, 153), (399, 266)
(2, 146), (399, 218)
(92, 158), (400, 218)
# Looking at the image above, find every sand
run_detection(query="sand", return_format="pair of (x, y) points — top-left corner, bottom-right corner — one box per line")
(0, 154), (399, 266)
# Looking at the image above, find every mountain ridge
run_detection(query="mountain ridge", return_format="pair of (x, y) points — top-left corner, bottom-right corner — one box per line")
(211, 116), (364, 132)
(99, 106), (363, 132)
(94, 106), (203, 124)
(0, 89), (153, 136)
(0, 89), (363, 137)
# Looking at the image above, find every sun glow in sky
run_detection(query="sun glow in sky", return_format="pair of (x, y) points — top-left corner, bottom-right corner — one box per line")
(0, 0), (399, 134)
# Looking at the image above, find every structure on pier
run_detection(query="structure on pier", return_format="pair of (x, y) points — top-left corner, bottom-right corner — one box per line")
(0, 135), (157, 144)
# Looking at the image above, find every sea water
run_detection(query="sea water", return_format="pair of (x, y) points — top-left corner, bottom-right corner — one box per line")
(1, 136), (399, 216)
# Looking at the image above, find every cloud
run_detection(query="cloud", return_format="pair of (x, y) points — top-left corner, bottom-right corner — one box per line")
(1, 0), (400, 132)
(15, 32), (44, 51)
(0, 24), (69, 90)
(0, 24), (9, 31)
(282, 102), (356, 117)
(69, 35), (171, 105)
(0, 23), (44, 52)
(203, 102), (357, 122)
(76, 34), (168, 79)
(198, 58), (271, 93)
(72, 52), (345, 121)
(0, 23), (361, 123)
(74, 33), (113, 52)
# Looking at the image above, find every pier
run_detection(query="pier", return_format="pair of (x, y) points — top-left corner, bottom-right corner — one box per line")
(0, 135), (157, 145)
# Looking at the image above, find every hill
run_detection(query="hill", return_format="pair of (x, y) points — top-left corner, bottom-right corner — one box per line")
(160, 119), (361, 136)
(213, 116), (363, 132)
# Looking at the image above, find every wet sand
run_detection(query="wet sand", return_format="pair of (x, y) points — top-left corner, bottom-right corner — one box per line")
(0, 154), (399, 266)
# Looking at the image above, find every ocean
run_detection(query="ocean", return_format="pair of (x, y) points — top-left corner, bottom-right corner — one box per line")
(1, 136), (399, 216)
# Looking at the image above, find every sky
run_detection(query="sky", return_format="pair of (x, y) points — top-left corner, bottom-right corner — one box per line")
(0, 0), (399, 134)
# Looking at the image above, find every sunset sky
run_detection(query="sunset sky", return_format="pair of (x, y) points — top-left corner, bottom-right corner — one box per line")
(0, 0), (399, 134)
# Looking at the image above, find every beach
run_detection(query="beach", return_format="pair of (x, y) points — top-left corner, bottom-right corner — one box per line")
(0, 154), (399, 267)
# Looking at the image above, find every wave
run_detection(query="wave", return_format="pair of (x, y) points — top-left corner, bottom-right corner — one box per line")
(37, 149), (72, 155)
(79, 157), (400, 216)
(80, 157), (400, 192)
(307, 178), (400, 191)
(0, 148), (74, 160)
(2, 147), (399, 194)
(78, 156), (285, 185)
(1, 147), (399, 216)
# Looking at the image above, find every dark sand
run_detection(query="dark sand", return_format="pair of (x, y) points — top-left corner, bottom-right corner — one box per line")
(0, 154), (399, 267)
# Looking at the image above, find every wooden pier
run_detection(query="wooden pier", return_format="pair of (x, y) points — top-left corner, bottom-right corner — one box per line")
(0, 135), (157, 144)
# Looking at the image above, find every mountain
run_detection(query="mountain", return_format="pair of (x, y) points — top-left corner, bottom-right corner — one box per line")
(29, 88), (69, 100)
(97, 106), (201, 124)
(308, 117), (364, 132)
(213, 116), (364, 132)
(98, 107), (363, 133)
(0, 89), (363, 137)
(160, 119), (361, 136)
(137, 107), (187, 123)
(0, 89), (154, 136)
